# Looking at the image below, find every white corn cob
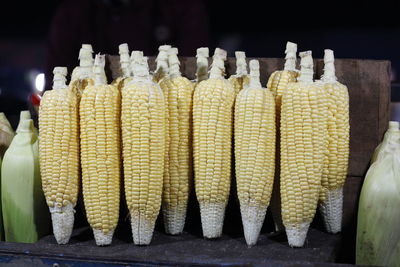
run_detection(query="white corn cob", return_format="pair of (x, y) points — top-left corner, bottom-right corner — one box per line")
(318, 49), (350, 234)
(122, 53), (166, 245)
(80, 55), (121, 246)
(235, 60), (276, 246)
(267, 41), (298, 232)
(280, 51), (327, 247)
(39, 67), (79, 244)
(193, 48), (235, 238)
(159, 48), (194, 235)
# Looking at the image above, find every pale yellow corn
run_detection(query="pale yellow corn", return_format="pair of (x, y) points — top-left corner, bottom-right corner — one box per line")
(193, 48), (235, 238)
(235, 60), (276, 246)
(266, 42), (298, 232)
(39, 67), (79, 244)
(318, 49), (350, 234)
(159, 48), (194, 235)
(122, 55), (166, 245)
(280, 51), (327, 247)
(80, 55), (120, 246)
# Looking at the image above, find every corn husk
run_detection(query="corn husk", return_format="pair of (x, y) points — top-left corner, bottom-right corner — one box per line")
(356, 141), (400, 266)
(0, 112), (15, 158)
(370, 121), (400, 164)
(1, 119), (50, 243)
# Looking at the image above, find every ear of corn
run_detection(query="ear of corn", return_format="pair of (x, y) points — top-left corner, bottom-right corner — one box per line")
(1, 118), (50, 243)
(318, 49), (350, 234)
(39, 67), (80, 244)
(193, 48), (235, 238)
(0, 113), (15, 158)
(70, 44), (95, 98)
(371, 122), (400, 164)
(80, 55), (121, 246)
(122, 54), (166, 245)
(267, 41), (299, 232)
(228, 51), (249, 95)
(112, 43), (132, 90)
(195, 47), (209, 83)
(235, 60), (276, 246)
(356, 141), (400, 266)
(280, 51), (327, 247)
(154, 45), (172, 83)
(159, 48), (194, 235)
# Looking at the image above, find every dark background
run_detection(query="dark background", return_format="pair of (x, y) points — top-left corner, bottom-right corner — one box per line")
(1, 0), (399, 126)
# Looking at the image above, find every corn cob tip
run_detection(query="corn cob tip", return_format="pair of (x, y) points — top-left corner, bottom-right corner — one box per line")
(162, 205), (187, 235)
(297, 51), (314, 83)
(248, 59), (261, 88)
(319, 187), (343, 234)
(168, 47), (178, 55)
(78, 46), (94, 64)
(159, 44), (171, 52)
(130, 50), (144, 61)
(199, 203), (226, 239)
(130, 215), (156, 245)
(285, 41), (297, 52)
(196, 47), (209, 58)
(285, 222), (310, 247)
(235, 51), (246, 59)
(53, 67), (68, 76)
(389, 121), (400, 130)
(213, 48), (227, 61)
(321, 49), (337, 83)
(240, 204), (268, 247)
(20, 110), (31, 120)
(94, 54), (105, 67)
(81, 44), (93, 52)
(93, 228), (114, 246)
(50, 204), (75, 245)
(16, 119), (33, 133)
(235, 51), (248, 76)
(324, 49), (334, 62)
(118, 43), (129, 54)
(284, 42), (297, 71)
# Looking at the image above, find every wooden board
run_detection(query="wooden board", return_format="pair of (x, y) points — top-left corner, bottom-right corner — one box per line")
(106, 56), (391, 178)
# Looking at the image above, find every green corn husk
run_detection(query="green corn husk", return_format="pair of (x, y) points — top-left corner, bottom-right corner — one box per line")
(356, 141), (400, 266)
(1, 118), (50, 243)
(0, 112), (15, 158)
(370, 121), (400, 164)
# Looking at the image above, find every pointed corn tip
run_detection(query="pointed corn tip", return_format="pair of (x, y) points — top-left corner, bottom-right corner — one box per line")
(93, 228), (114, 246)
(50, 205), (74, 245)
(199, 203), (226, 239)
(130, 215), (155, 245)
(319, 187), (343, 234)
(285, 222), (310, 247)
(240, 205), (267, 246)
(162, 205), (186, 235)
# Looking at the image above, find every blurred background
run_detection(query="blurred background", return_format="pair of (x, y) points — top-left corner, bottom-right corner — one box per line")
(1, 0), (400, 127)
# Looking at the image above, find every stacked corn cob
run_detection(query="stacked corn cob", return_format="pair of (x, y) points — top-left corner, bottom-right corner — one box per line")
(228, 51), (249, 95)
(280, 51), (327, 247)
(195, 48), (209, 83)
(80, 55), (121, 246)
(193, 48), (235, 238)
(318, 49), (350, 234)
(39, 67), (80, 244)
(235, 60), (276, 246)
(122, 52), (166, 245)
(160, 48), (194, 235)
(267, 41), (298, 232)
